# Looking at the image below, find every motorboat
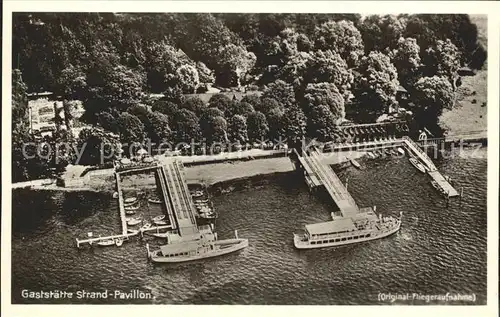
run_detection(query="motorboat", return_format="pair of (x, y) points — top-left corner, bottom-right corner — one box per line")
(409, 158), (427, 173)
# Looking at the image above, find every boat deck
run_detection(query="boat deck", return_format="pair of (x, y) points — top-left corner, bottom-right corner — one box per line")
(428, 171), (459, 197)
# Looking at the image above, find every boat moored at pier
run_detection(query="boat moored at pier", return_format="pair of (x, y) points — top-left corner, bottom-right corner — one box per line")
(293, 208), (402, 249)
(146, 230), (248, 263)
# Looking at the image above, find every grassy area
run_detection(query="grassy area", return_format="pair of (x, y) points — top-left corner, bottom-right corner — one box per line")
(439, 70), (487, 136)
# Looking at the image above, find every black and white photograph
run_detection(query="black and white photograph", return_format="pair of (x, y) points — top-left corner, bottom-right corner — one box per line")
(2, 0), (499, 314)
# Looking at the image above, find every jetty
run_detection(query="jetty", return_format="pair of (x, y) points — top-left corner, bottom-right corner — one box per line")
(294, 148), (359, 217)
(76, 157), (207, 248)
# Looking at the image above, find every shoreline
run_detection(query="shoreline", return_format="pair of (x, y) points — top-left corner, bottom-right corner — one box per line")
(12, 150), (365, 194)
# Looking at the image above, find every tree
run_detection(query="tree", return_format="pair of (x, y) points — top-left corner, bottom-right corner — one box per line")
(256, 97), (282, 115)
(390, 37), (422, 89)
(240, 94), (261, 110)
(304, 50), (353, 97)
(279, 51), (312, 87)
(302, 83), (345, 122)
(308, 104), (338, 142)
(176, 64), (200, 93)
(147, 111), (171, 144)
(247, 111), (269, 142)
(411, 76), (454, 135)
(200, 108), (227, 144)
(225, 101), (255, 118)
(116, 112), (145, 155)
(208, 94), (233, 113)
(152, 100), (179, 119)
(423, 39), (461, 89)
(77, 127), (121, 166)
(55, 65), (87, 100)
(261, 80), (296, 108)
(358, 15), (407, 53)
(12, 69), (29, 130)
(182, 97), (207, 116)
(283, 105), (307, 146)
(313, 20), (364, 67)
(174, 109), (201, 143)
(228, 114), (248, 143)
(97, 111), (118, 133)
(266, 107), (286, 141)
(352, 51), (399, 122)
(218, 44), (256, 87)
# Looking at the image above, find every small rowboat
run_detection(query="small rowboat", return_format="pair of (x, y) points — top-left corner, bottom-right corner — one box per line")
(127, 217), (142, 226)
(151, 232), (170, 238)
(367, 152), (376, 159)
(140, 223), (152, 231)
(191, 190), (204, 197)
(153, 219), (169, 226)
(125, 209), (136, 215)
(152, 215), (165, 222)
(148, 198), (162, 204)
(125, 204), (140, 211)
(124, 197), (138, 206)
(115, 239), (123, 247)
(97, 239), (115, 247)
(127, 228), (139, 234)
(350, 159), (361, 169)
(409, 158), (427, 173)
(397, 147), (405, 155)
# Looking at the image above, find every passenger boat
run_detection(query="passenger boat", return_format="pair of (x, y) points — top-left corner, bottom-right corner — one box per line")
(350, 159), (361, 169)
(148, 198), (162, 204)
(126, 217), (142, 226)
(293, 208), (402, 249)
(409, 158), (427, 173)
(146, 230), (248, 263)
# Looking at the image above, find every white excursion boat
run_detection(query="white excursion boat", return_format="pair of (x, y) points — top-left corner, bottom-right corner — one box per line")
(409, 158), (427, 173)
(293, 208), (402, 249)
(146, 230), (248, 263)
(126, 217), (142, 226)
(148, 198), (162, 204)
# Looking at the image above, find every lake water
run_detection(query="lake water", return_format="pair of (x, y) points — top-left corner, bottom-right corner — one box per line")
(11, 148), (487, 304)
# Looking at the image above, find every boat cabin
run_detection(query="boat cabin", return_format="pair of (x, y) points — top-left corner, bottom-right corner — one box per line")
(304, 216), (373, 245)
(159, 240), (212, 257)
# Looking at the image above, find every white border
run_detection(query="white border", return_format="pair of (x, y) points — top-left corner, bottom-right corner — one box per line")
(2, 1), (499, 317)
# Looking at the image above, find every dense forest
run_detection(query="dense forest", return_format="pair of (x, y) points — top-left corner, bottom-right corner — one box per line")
(12, 13), (487, 182)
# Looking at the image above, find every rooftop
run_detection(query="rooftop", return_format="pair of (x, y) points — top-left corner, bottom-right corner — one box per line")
(305, 218), (356, 235)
